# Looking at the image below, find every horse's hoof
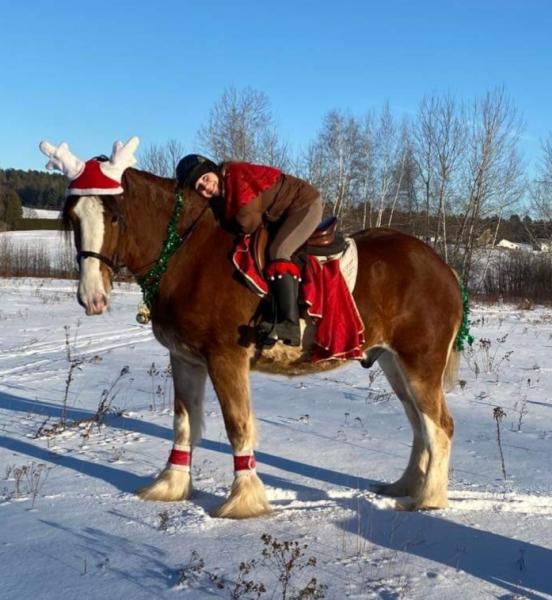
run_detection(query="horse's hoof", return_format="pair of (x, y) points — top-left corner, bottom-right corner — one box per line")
(212, 472), (272, 519)
(394, 497), (417, 511)
(395, 496), (448, 511)
(372, 482), (410, 498)
(136, 468), (192, 502)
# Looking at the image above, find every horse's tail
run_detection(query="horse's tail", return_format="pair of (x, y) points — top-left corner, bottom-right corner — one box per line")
(443, 267), (468, 391)
(443, 346), (460, 391)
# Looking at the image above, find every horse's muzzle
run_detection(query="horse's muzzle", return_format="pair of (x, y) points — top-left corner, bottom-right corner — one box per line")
(78, 291), (108, 316)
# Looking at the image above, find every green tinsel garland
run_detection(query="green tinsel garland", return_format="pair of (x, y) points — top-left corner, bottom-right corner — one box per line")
(454, 282), (475, 351)
(136, 192), (184, 322)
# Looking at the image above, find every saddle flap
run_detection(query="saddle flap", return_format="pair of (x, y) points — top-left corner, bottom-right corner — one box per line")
(252, 226), (269, 273)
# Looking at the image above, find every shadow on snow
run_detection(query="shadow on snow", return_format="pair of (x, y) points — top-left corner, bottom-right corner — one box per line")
(1, 391), (551, 598)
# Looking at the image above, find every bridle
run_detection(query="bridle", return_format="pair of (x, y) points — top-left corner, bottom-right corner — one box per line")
(75, 190), (210, 305)
(77, 250), (119, 274)
(74, 197), (123, 277)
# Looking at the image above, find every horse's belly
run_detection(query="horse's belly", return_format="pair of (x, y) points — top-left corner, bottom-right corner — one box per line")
(250, 320), (349, 376)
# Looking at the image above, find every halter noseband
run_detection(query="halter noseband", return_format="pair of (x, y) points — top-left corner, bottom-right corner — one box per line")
(75, 194), (122, 275)
(76, 250), (118, 273)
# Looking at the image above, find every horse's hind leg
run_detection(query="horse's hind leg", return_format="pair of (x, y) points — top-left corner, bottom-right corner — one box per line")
(137, 350), (206, 501)
(377, 350), (453, 510)
(404, 378), (453, 510)
(207, 348), (271, 519)
(374, 350), (428, 499)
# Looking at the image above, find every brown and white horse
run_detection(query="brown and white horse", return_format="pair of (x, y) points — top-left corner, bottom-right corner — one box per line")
(49, 141), (463, 518)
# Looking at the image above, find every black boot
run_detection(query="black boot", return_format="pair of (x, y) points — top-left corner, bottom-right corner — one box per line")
(258, 274), (301, 347)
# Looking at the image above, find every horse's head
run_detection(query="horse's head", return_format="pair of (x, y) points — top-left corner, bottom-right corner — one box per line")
(40, 137), (139, 315)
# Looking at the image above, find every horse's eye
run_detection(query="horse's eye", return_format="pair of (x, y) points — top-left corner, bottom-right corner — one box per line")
(111, 214), (119, 224)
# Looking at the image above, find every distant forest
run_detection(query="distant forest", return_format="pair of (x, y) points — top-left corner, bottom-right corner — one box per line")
(0, 168), (67, 210)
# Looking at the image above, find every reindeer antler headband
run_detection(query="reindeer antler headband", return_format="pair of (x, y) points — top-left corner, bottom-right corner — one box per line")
(39, 136), (140, 196)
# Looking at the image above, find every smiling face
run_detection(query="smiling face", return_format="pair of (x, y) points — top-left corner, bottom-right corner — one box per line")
(194, 172), (221, 199)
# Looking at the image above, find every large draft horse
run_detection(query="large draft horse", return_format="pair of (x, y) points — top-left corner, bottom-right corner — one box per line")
(44, 138), (462, 518)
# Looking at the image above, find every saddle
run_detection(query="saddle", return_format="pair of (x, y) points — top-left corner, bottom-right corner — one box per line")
(252, 216), (346, 272)
(231, 218), (364, 360)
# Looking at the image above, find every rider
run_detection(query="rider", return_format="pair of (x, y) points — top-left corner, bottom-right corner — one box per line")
(176, 154), (323, 346)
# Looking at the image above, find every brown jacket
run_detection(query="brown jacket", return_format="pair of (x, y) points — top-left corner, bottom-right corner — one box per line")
(233, 173), (320, 234)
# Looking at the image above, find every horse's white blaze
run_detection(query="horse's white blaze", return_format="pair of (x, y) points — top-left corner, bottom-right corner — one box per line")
(74, 197), (108, 315)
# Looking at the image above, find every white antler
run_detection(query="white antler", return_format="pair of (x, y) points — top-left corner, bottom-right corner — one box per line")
(39, 141), (85, 180)
(102, 136), (140, 181)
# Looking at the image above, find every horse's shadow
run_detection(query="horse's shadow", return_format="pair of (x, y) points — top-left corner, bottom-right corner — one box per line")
(1, 391), (551, 598)
(336, 496), (552, 600)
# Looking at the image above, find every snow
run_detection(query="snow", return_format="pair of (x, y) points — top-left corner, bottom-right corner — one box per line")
(0, 234), (551, 599)
(21, 207), (61, 219)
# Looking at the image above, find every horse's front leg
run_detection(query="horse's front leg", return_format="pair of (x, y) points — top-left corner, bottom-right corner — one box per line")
(207, 348), (271, 519)
(137, 350), (207, 501)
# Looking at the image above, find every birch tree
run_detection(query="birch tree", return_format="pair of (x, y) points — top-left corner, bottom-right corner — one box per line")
(304, 110), (370, 220)
(139, 138), (185, 178)
(196, 86), (288, 168)
(532, 134), (552, 224)
(455, 88), (525, 284)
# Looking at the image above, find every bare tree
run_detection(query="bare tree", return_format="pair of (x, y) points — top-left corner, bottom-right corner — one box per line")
(373, 103), (406, 228)
(196, 87), (288, 168)
(358, 114), (376, 229)
(139, 138), (185, 178)
(412, 95), (437, 242)
(386, 120), (412, 227)
(455, 88), (525, 284)
(304, 110), (374, 224)
(532, 134), (552, 222)
(432, 95), (466, 261)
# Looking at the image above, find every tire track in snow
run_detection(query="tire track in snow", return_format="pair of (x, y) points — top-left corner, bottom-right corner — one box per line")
(0, 328), (152, 361)
(0, 328), (154, 379)
(447, 490), (552, 515)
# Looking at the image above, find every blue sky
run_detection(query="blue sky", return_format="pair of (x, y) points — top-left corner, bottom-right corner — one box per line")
(1, 0), (551, 172)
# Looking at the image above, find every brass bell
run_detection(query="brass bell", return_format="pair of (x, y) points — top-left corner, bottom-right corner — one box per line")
(136, 302), (151, 325)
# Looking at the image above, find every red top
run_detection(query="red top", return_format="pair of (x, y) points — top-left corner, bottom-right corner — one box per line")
(223, 162), (281, 220)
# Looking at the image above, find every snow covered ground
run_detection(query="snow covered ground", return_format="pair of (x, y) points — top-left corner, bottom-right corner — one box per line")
(0, 275), (551, 599)
(21, 207), (61, 219)
(0, 230), (73, 271)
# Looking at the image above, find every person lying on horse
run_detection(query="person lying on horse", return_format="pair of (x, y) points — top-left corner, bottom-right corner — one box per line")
(176, 154), (323, 347)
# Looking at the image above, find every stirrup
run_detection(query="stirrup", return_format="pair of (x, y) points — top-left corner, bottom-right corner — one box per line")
(275, 320), (301, 347)
(257, 320), (278, 347)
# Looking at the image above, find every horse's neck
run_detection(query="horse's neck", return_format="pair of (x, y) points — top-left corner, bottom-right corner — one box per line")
(120, 169), (211, 276)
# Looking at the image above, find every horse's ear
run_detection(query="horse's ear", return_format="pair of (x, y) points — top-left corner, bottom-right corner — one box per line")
(38, 140), (85, 180)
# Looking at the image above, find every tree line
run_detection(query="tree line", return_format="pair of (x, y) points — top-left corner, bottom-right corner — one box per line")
(141, 86), (552, 284)
(0, 168), (67, 229)
(3, 86), (552, 285)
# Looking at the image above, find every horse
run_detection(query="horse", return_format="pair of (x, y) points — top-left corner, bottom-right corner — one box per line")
(45, 139), (463, 518)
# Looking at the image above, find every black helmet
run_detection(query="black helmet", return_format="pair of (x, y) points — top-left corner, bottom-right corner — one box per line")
(176, 154), (219, 189)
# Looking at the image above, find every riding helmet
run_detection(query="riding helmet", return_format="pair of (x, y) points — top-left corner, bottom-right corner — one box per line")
(176, 154), (219, 189)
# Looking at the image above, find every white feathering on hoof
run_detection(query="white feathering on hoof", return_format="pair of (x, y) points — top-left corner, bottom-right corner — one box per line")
(136, 467), (192, 501)
(213, 471), (272, 519)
